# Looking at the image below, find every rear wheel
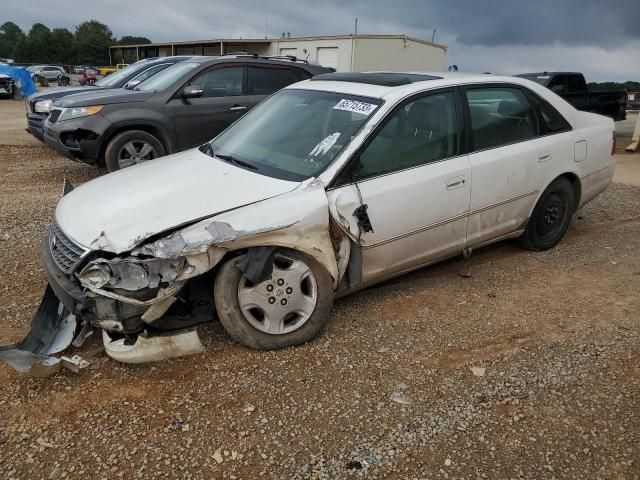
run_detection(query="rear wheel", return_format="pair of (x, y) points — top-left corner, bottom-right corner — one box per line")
(104, 130), (165, 172)
(214, 249), (334, 350)
(517, 177), (576, 251)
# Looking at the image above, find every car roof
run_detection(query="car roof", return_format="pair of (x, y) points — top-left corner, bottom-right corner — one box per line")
(174, 54), (330, 73)
(516, 72), (583, 77)
(289, 71), (579, 121)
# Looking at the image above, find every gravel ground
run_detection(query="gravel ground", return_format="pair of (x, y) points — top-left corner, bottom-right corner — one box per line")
(0, 141), (639, 479)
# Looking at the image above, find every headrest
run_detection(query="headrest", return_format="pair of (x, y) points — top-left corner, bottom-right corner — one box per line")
(406, 100), (443, 134)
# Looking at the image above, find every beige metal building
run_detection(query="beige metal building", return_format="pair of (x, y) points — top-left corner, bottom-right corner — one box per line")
(109, 35), (447, 72)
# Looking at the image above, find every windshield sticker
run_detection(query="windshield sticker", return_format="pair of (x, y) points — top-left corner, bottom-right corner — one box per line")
(537, 75), (550, 79)
(333, 99), (377, 116)
(308, 132), (341, 157)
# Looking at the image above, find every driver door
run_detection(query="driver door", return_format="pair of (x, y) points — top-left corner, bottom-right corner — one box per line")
(327, 89), (471, 285)
(173, 65), (251, 149)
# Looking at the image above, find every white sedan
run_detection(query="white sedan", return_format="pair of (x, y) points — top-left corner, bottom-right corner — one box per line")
(0, 72), (615, 371)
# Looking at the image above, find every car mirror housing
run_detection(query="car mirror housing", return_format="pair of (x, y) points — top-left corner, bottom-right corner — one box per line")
(182, 85), (203, 99)
(125, 79), (142, 90)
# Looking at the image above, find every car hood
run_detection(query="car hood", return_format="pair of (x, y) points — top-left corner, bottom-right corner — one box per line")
(28, 85), (101, 102)
(55, 149), (300, 253)
(54, 88), (153, 108)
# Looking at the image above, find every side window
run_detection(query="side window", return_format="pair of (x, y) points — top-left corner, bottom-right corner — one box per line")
(191, 67), (244, 97)
(132, 64), (168, 83)
(567, 75), (583, 93)
(548, 75), (566, 93)
(529, 93), (572, 134)
(357, 91), (459, 179)
(248, 66), (298, 95)
(465, 87), (538, 150)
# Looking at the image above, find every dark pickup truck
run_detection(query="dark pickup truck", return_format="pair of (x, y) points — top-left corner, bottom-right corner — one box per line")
(516, 72), (626, 121)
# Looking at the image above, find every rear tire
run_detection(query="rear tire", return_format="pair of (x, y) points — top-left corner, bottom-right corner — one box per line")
(104, 130), (165, 172)
(516, 177), (576, 251)
(214, 249), (334, 350)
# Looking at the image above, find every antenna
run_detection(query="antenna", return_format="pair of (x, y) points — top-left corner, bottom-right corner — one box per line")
(432, 29), (437, 42)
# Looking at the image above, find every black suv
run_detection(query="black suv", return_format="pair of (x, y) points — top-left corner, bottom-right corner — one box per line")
(27, 56), (194, 143)
(43, 55), (333, 171)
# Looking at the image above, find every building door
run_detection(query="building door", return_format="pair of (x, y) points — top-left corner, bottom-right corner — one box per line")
(317, 47), (338, 69)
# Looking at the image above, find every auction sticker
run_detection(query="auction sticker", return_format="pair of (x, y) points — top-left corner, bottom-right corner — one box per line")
(333, 99), (377, 116)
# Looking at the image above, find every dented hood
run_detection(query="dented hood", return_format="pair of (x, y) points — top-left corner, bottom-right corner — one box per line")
(55, 149), (300, 253)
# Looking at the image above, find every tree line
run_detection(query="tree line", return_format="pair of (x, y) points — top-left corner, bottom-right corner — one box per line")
(0, 21), (151, 66)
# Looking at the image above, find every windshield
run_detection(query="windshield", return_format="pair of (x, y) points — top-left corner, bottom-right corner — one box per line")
(518, 74), (551, 86)
(134, 61), (200, 92)
(96, 62), (145, 87)
(207, 89), (382, 181)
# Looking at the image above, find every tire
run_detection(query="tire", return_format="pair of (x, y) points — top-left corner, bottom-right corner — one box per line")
(104, 130), (166, 172)
(214, 249), (334, 350)
(516, 177), (576, 251)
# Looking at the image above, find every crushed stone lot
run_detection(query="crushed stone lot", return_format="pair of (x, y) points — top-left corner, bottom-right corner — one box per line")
(0, 142), (639, 479)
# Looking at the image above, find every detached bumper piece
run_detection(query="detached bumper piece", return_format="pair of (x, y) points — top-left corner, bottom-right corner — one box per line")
(0, 284), (88, 374)
(102, 329), (204, 364)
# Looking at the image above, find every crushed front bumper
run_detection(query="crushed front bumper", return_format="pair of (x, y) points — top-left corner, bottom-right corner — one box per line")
(26, 112), (46, 143)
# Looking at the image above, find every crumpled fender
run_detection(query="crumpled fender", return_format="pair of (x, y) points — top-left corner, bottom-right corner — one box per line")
(0, 284), (81, 373)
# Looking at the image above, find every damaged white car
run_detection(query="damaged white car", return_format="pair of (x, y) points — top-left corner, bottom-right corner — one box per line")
(0, 72), (615, 373)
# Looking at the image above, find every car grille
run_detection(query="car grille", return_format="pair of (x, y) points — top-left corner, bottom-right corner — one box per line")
(49, 221), (87, 273)
(48, 108), (62, 124)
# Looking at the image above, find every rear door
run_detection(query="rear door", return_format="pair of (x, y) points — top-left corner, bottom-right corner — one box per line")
(328, 89), (471, 284)
(173, 64), (250, 149)
(462, 84), (572, 247)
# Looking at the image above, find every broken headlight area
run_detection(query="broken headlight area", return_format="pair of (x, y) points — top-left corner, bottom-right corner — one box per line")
(77, 256), (185, 292)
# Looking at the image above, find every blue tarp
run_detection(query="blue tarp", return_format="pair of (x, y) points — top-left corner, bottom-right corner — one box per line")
(0, 64), (37, 98)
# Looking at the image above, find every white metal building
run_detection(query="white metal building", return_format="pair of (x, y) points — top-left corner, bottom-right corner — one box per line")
(109, 35), (447, 72)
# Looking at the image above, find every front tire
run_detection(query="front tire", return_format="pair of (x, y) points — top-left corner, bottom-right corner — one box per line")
(517, 177), (576, 251)
(104, 130), (165, 172)
(214, 249), (334, 350)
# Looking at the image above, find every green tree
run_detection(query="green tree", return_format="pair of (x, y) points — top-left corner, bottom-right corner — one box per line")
(50, 28), (73, 63)
(0, 21), (25, 59)
(117, 36), (151, 45)
(14, 23), (54, 63)
(73, 20), (114, 65)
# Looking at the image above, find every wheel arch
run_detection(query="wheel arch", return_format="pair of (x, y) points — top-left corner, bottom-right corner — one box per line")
(101, 122), (173, 165)
(529, 171), (582, 218)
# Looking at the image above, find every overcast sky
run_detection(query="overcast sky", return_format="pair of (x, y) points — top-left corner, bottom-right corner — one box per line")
(6, 0), (640, 81)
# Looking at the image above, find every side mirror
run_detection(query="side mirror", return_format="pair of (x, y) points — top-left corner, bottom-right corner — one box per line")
(182, 85), (203, 98)
(125, 79), (141, 90)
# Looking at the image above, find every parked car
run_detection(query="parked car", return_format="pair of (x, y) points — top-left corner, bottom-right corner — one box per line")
(0, 72), (616, 372)
(43, 55), (333, 171)
(26, 57), (194, 143)
(0, 74), (14, 98)
(29, 65), (67, 82)
(515, 72), (627, 121)
(99, 63), (129, 76)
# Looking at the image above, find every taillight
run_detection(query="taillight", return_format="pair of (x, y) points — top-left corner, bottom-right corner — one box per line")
(611, 133), (616, 156)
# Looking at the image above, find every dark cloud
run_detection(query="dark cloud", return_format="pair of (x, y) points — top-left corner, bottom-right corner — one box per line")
(3, 0), (640, 81)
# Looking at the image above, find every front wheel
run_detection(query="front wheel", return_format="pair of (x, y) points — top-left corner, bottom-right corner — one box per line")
(104, 130), (166, 172)
(517, 177), (576, 251)
(214, 249), (334, 350)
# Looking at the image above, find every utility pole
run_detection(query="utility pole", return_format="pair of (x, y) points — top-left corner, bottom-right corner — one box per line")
(354, 18), (358, 36)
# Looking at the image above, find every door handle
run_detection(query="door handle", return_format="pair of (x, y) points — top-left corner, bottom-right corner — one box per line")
(538, 151), (552, 162)
(229, 105), (247, 112)
(445, 176), (466, 190)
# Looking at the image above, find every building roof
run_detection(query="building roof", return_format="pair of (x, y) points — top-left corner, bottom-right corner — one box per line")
(111, 34), (447, 51)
